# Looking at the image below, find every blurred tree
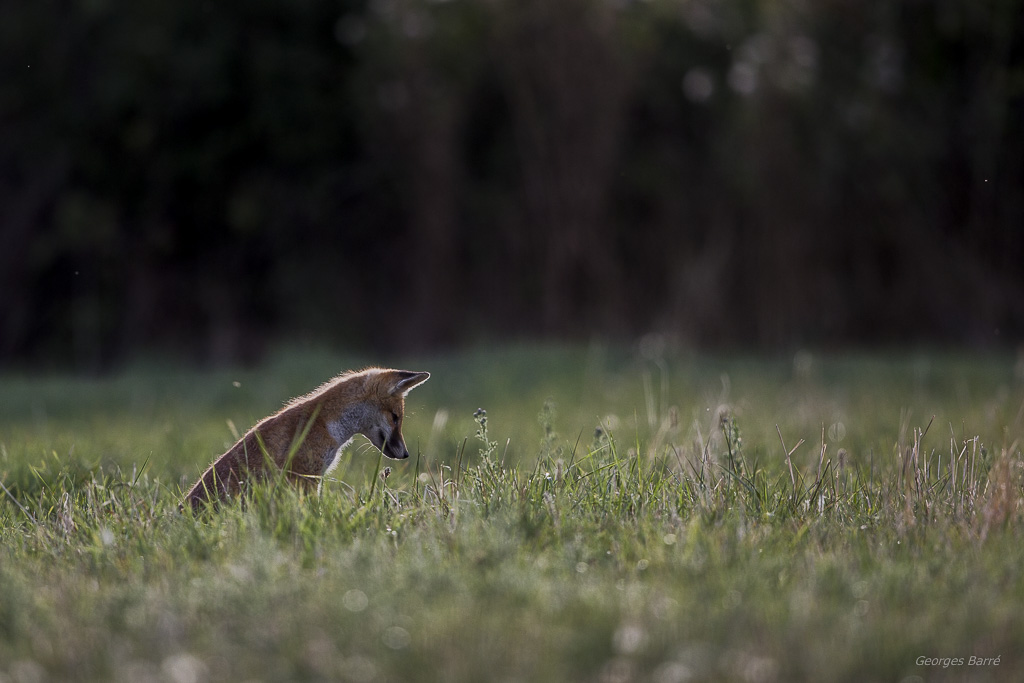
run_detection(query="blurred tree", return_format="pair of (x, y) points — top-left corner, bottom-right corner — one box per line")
(0, 0), (1021, 368)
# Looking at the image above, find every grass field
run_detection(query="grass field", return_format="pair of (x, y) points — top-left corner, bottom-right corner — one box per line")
(1, 345), (1023, 682)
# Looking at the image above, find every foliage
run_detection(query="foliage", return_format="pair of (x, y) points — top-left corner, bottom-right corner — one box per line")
(2, 1), (1023, 367)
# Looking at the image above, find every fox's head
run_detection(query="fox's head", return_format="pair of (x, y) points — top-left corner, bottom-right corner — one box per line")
(361, 369), (430, 460)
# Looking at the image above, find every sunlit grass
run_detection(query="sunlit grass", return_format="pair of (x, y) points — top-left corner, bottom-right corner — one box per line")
(1, 345), (1023, 681)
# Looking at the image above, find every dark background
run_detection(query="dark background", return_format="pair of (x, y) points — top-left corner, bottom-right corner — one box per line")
(2, 0), (1022, 370)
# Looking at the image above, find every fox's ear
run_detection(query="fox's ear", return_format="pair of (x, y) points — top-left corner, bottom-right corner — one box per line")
(388, 371), (430, 397)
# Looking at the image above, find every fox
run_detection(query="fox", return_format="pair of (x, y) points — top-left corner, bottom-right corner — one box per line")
(183, 367), (430, 511)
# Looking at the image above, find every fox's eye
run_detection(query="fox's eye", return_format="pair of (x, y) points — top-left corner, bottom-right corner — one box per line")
(391, 412), (399, 424)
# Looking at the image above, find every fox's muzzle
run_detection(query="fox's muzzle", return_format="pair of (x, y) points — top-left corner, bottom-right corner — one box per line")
(381, 431), (410, 460)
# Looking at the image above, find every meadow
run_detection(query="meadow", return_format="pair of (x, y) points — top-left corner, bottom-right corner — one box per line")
(1, 345), (1023, 682)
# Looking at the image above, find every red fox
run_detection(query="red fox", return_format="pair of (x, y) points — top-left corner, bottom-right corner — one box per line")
(183, 368), (429, 511)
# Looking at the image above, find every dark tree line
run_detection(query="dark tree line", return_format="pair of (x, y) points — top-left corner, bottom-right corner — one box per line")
(2, 0), (1022, 368)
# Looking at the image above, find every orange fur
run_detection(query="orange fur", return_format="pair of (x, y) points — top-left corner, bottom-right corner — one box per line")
(183, 367), (429, 511)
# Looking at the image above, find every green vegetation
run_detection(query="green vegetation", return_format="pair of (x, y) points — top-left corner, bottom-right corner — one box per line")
(2, 346), (1023, 681)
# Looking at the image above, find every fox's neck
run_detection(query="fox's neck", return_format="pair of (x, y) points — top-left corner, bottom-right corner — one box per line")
(324, 401), (376, 448)
(318, 402), (377, 483)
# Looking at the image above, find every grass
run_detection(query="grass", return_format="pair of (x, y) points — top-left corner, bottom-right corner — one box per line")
(1, 344), (1023, 682)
